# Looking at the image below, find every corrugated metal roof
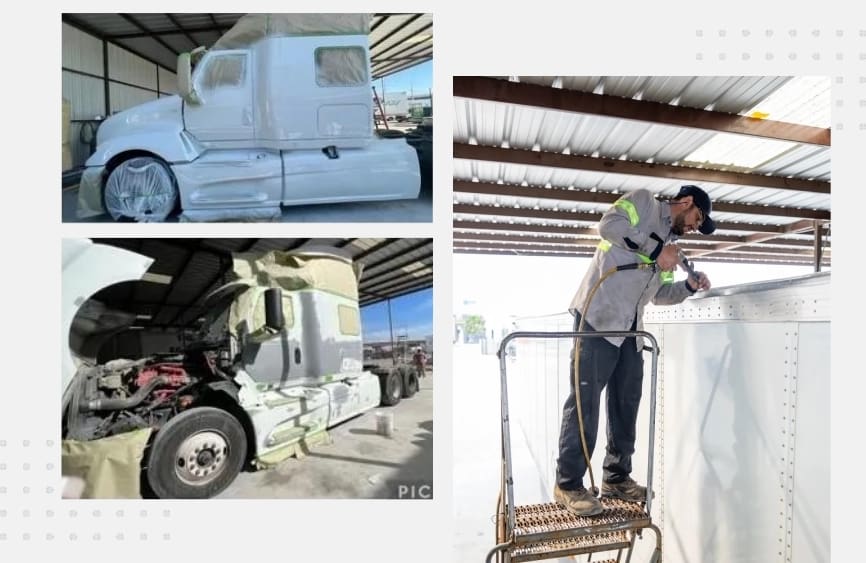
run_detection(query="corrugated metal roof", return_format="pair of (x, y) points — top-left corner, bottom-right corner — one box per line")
(509, 76), (792, 113)
(86, 238), (433, 327)
(63, 13), (433, 79)
(453, 75), (832, 267)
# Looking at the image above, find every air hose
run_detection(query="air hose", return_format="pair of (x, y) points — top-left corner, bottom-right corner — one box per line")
(572, 261), (656, 496)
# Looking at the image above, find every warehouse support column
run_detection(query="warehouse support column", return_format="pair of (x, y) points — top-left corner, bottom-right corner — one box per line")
(813, 220), (823, 272)
(103, 39), (110, 117)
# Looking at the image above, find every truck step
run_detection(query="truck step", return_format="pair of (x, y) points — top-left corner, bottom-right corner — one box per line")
(507, 498), (649, 562)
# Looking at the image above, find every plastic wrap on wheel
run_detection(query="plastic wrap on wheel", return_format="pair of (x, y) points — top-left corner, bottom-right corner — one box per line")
(104, 157), (177, 222)
(180, 207), (281, 222)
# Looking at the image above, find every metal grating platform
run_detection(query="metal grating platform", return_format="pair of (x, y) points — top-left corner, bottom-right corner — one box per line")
(507, 498), (650, 561)
(510, 534), (629, 561)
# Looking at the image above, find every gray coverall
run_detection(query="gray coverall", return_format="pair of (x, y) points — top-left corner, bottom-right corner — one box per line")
(556, 188), (696, 490)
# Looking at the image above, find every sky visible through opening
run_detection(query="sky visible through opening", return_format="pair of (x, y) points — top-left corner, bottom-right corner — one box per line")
(377, 60), (433, 98)
(361, 287), (433, 344)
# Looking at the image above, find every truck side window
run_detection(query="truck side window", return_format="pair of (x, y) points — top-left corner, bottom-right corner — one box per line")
(338, 305), (361, 336)
(315, 47), (367, 87)
(201, 54), (246, 91)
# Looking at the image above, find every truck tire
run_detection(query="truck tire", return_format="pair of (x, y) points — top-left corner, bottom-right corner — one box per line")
(379, 369), (403, 406)
(145, 407), (246, 499)
(104, 156), (178, 222)
(402, 370), (419, 398)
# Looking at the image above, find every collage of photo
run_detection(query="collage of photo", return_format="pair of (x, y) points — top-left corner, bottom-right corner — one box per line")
(56, 10), (833, 563)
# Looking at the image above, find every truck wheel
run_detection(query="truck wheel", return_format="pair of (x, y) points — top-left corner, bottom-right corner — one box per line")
(104, 156), (178, 222)
(145, 407), (246, 499)
(379, 370), (403, 406)
(402, 370), (419, 398)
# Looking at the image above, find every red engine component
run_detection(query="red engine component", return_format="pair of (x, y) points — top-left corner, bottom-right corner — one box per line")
(135, 363), (191, 402)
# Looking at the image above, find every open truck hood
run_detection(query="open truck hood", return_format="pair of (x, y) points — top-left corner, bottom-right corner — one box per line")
(62, 239), (154, 395)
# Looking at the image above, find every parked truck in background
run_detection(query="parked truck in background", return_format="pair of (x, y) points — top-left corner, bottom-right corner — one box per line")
(76, 14), (421, 222)
(379, 91), (410, 121)
(62, 239), (421, 499)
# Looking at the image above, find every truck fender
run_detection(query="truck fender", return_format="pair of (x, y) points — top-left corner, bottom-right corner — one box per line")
(85, 130), (204, 168)
(196, 383), (257, 463)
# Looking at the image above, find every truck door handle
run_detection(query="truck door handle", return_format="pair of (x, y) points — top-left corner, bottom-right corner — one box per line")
(322, 146), (339, 159)
(243, 107), (253, 125)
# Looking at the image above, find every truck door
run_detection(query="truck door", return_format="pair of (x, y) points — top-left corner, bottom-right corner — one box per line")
(184, 50), (255, 142)
(241, 290), (298, 387)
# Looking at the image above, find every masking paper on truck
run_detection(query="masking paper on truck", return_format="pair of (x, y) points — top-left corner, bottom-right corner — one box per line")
(232, 250), (358, 300)
(61, 428), (153, 499)
(213, 13), (372, 50)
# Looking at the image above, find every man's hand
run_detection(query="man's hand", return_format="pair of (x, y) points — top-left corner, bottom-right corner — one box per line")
(656, 244), (680, 271)
(687, 271), (711, 291)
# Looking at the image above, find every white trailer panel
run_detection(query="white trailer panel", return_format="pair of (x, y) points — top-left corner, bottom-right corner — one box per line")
(512, 272), (830, 562)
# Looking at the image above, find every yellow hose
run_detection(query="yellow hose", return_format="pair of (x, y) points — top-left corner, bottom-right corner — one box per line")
(573, 264), (654, 495)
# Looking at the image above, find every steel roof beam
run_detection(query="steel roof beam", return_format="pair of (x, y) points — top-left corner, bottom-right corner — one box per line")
(686, 219), (819, 259)
(362, 239), (432, 271)
(454, 226), (821, 247)
(63, 14), (174, 74)
(163, 13), (200, 49)
(454, 143), (831, 195)
(453, 231), (826, 251)
(453, 240), (826, 258)
(454, 204), (790, 233)
(118, 13), (180, 57)
(370, 14), (423, 50)
(360, 282), (433, 307)
(112, 25), (227, 39)
(454, 180), (831, 221)
(361, 251), (434, 285)
(454, 76), (830, 146)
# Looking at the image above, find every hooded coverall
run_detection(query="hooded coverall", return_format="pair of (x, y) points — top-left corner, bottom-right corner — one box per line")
(556, 188), (697, 491)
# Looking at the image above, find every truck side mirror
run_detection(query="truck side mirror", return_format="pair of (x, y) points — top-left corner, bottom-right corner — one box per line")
(264, 288), (285, 331)
(177, 52), (201, 105)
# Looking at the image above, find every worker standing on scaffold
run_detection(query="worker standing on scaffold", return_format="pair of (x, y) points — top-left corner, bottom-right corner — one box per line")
(555, 185), (715, 516)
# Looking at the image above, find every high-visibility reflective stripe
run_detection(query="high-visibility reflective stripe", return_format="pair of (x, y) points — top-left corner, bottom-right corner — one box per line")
(660, 271), (674, 285)
(614, 199), (640, 226)
(598, 239), (653, 264)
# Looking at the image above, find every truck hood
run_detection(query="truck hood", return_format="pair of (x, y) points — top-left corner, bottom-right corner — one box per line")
(97, 95), (184, 147)
(62, 239), (154, 394)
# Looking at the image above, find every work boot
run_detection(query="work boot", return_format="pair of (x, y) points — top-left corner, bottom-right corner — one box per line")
(601, 477), (653, 502)
(553, 484), (603, 516)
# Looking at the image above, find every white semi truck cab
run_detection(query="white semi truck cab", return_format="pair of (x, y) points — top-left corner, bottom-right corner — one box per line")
(62, 240), (420, 498)
(76, 14), (422, 222)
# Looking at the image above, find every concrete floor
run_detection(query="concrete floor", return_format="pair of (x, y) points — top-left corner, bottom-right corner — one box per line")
(453, 345), (566, 562)
(217, 371), (433, 499)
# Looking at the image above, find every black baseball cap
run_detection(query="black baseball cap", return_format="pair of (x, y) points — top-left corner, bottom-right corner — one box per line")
(675, 185), (716, 235)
